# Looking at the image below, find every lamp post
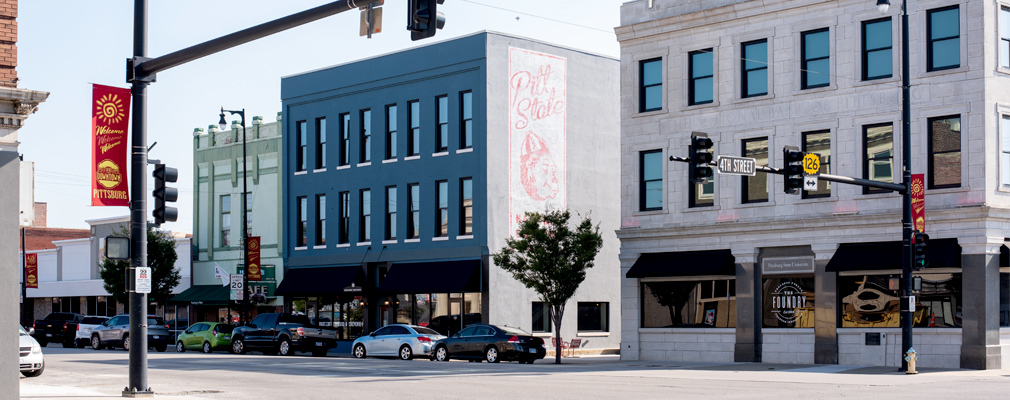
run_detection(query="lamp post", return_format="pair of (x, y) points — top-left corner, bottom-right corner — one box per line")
(876, 0), (914, 372)
(219, 108), (249, 326)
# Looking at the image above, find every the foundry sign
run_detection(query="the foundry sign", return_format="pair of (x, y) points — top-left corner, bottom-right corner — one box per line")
(762, 256), (815, 275)
(771, 281), (808, 324)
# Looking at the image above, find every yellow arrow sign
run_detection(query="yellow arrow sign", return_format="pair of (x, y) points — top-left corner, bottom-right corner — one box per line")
(803, 153), (820, 175)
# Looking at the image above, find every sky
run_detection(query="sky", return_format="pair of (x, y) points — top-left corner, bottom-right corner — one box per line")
(16, 0), (625, 233)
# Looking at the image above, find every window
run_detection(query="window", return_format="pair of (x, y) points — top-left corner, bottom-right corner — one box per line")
(688, 50), (713, 105)
(863, 123), (894, 194)
(296, 196), (307, 247)
(460, 91), (473, 149)
(641, 280), (736, 328)
(359, 189), (371, 242)
(576, 302), (609, 332)
(742, 39), (768, 98)
(690, 179), (714, 208)
(460, 178), (472, 235)
(927, 6), (960, 71)
(741, 137), (768, 203)
(360, 110), (371, 163)
(338, 192), (349, 244)
(1001, 272), (1009, 327)
(408, 101), (420, 157)
(315, 194), (326, 246)
(639, 150), (663, 211)
(245, 192), (253, 237)
(928, 115), (961, 189)
(386, 105), (397, 160)
(339, 113), (350, 166)
(316, 118), (327, 169)
(840, 274), (962, 328)
(1002, 7), (1010, 68)
(436, 95), (448, 152)
(801, 28), (830, 89)
(385, 186), (397, 240)
(220, 194), (231, 246)
(639, 58), (662, 112)
(1003, 116), (1010, 186)
(802, 131), (831, 198)
(532, 302), (551, 332)
(762, 277), (814, 328)
(296, 121), (307, 172)
(862, 18), (893, 80)
(435, 180), (448, 237)
(407, 183), (420, 239)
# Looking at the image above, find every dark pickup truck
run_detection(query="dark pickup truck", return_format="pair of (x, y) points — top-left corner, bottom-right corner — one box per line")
(230, 313), (338, 357)
(33, 312), (83, 347)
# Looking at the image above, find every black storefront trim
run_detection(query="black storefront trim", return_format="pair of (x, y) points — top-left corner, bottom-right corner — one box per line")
(274, 265), (363, 296)
(625, 249), (735, 278)
(169, 285), (231, 306)
(379, 259), (481, 293)
(826, 238), (961, 272)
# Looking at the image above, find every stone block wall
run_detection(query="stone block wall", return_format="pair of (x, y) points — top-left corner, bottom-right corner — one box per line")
(639, 329), (736, 362)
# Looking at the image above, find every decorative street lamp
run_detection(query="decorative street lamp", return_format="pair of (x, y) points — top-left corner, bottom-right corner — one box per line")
(219, 107), (250, 326)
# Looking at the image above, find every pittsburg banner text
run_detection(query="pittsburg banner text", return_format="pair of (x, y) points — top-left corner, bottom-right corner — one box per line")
(247, 236), (261, 281)
(92, 84), (132, 207)
(25, 253), (38, 289)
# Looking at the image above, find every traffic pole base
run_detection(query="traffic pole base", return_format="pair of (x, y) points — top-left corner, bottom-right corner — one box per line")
(122, 387), (155, 398)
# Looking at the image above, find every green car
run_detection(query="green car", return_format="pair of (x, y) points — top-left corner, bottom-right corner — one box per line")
(175, 322), (233, 353)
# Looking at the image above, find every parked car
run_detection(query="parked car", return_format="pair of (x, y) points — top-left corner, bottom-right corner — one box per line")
(428, 313), (482, 337)
(430, 324), (546, 364)
(90, 314), (170, 352)
(74, 316), (110, 348)
(176, 322), (233, 353)
(19, 325), (44, 377)
(32, 312), (83, 347)
(351, 324), (446, 360)
(230, 313), (338, 357)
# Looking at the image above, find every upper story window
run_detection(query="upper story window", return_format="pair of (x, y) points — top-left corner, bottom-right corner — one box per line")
(741, 137), (768, 203)
(639, 58), (662, 112)
(460, 178), (473, 235)
(296, 196), (307, 247)
(802, 131), (831, 198)
(436, 95), (449, 152)
(742, 39), (768, 98)
(801, 28), (830, 89)
(385, 186), (397, 240)
(928, 115), (961, 189)
(316, 194), (326, 246)
(296, 120), (307, 172)
(339, 113), (350, 167)
(359, 189), (371, 242)
(220, 194), (231, 247)
(338, 191), (349, 244)
(863, 123), (894, 194)
(407, 183), (420, 239)
(461, 91), (473, 149)
(862, 18), (893, 80)
(435, 180), (448, 237)
(927, 6), (960, 71)
(688, 49), (713, 105)
(386, 105), (397, 160)
(1002, 7), (1010, 68)
(360, 110), (372, 163)
(408, 101), (420, 157)
(316, 118), (327, 169)
(639, 150), (663, 211)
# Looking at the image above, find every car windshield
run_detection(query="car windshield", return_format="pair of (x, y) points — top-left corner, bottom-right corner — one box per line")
(19, 325), (27, 335)
(81, 317), (108, 325)
(499, 326), (532, 336)
(214, 324), (235, 333)
(413, 327), (440, 335)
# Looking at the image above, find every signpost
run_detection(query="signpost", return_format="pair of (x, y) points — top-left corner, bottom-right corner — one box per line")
(803, 176), (818, 191)
(803, 153), (820, 175)
(230, 274), (244, 301)
(135, 267), (151, 294)
(716, 155), (756, 176)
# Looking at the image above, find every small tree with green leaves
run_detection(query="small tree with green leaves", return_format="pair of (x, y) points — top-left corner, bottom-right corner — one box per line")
(100, 227), (181, 308)
(493, 209), (603, 364)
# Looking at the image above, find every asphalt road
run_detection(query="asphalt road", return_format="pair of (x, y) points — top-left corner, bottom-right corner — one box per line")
(19, 346), (1010, 399)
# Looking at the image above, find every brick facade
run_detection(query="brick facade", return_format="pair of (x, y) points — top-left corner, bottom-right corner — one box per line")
(0, 0), (17, 88)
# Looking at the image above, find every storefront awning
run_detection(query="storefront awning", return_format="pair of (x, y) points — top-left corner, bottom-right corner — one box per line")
(825, 238), (961, 272)
(379, 259), (481, 293)
(625, 250), (735, 278)
(169, 285), (230, 306)
(274, 265), (363, 296)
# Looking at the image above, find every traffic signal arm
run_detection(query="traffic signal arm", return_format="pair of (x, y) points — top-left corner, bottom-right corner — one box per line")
(669, 155), (907, 193)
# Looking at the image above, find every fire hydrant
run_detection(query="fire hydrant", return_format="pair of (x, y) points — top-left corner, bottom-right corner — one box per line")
(904, 347), (918, 374)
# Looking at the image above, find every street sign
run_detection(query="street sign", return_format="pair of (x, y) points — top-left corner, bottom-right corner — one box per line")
(230, 274), (244, 301)
(803, 176), (818, 191)
(803, 153), (820, 174)
(136, 267), (152, 294)
(716, 155), (756, 176)
(909, 295), (916, 313)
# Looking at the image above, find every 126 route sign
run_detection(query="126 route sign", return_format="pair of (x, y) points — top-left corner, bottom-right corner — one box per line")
(803, 153), (821, 175)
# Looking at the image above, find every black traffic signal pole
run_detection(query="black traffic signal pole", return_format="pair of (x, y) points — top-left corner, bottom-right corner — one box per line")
(669, 155), (907, 193)
(125, 0), (379, 396)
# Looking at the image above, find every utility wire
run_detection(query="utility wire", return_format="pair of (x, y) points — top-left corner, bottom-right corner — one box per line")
(460, 0), (614, 34)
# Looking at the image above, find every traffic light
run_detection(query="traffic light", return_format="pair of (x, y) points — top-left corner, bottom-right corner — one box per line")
(688, 132), (713, 184)
(912, 230), (929, 270)
(152, 163), (179, 225)
(783, 146), (805, 194)
(407, 0), (445, 41)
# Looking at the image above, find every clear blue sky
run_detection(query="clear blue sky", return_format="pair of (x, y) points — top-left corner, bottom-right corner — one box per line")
(17, 0), (623, 233)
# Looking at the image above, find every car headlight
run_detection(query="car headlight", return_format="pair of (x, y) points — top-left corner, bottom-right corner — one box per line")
(31, 343), (41, 354)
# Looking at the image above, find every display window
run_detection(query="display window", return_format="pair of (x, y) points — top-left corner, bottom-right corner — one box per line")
(839, 273), (962, 328)
(640, 280), (736, 328)
(762, 277), (814, 328)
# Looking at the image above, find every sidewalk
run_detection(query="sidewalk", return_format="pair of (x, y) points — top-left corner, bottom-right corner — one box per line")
(19, 382), (212, 400)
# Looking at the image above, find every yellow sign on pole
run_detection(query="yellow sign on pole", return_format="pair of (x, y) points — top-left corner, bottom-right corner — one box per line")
(803, 153), (820, 175)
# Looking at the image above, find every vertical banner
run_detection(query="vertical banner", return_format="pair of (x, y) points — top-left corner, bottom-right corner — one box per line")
(25, 253), (38, 289)
(91, 84), (132, 207)
(911, 174), (925, 231)
(508, 48), (567, 234)
(246, 236), (261, 281)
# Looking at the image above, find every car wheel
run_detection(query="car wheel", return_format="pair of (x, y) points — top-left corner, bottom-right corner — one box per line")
(203, 341), (213, 354)
(91, 335), (103, 350)
(20, 362), (43, 378)
(231, 338), (246, 354)
(155, 344), (167, 352)
(278, 338), (292, 356)
(122, 335), (130, 352)
(399, 344), (413, 361)
(434, 345), (449, 362)
(485, 346), (500, 363)
(176, 341), (185, 352)
(353, 344), (366, 359)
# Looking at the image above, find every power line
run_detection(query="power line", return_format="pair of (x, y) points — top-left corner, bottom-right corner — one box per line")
(460, 0), (614, 34)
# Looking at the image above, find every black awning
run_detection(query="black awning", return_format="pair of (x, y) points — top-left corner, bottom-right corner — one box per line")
(379, 259), (481, 294)
(625, 250), (735, 278)
(169, 285), (230, 306)
(274, 266), (363, 296)
(826, 238), (961, 272)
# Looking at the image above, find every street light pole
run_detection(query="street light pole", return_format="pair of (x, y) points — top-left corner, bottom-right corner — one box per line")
(220, 108), (248, 326)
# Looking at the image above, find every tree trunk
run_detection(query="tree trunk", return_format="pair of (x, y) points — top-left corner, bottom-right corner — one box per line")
(551, 304), (565, 364)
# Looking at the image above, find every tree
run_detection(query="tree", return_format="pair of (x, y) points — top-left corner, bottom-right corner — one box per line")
(100, 227), (181, 308)
(492, 209), (603, 364)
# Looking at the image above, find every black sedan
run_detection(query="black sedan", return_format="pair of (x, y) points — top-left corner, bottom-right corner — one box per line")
(430, 324), (546, 363)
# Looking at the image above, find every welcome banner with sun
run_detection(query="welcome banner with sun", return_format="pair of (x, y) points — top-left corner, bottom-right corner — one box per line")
(91, 84), (131, 207)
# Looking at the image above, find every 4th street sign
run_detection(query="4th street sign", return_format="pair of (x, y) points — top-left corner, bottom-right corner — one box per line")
(716, 156), (756, 176)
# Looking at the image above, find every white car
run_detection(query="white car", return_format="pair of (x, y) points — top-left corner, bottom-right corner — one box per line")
(352, 324), (446, 360)
(19, 325), (44, 377)
(74, 316), (110, 348)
